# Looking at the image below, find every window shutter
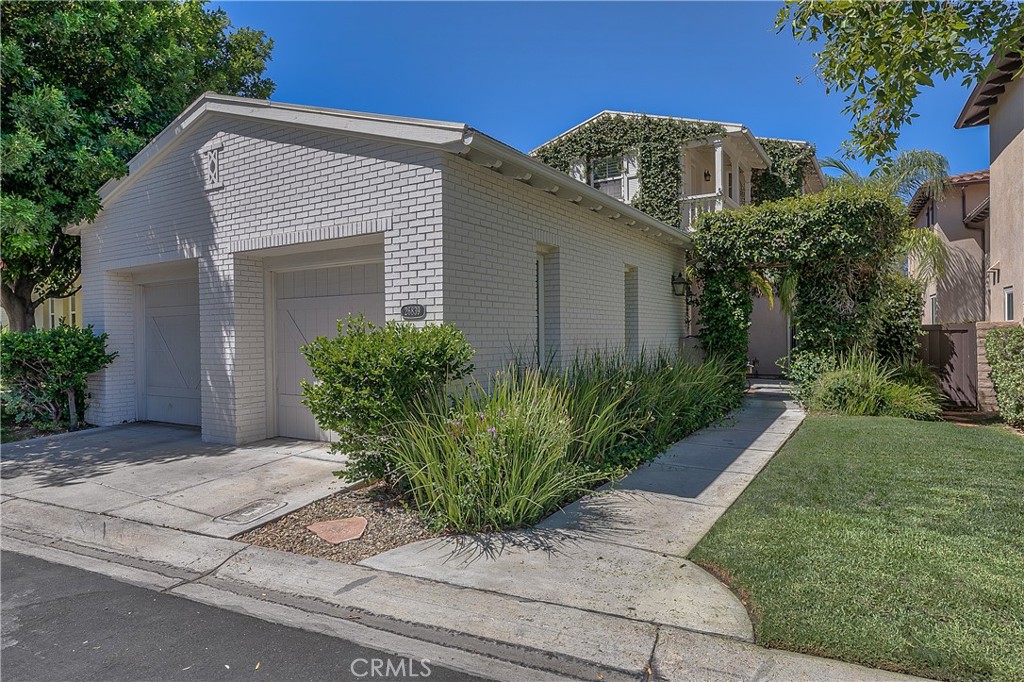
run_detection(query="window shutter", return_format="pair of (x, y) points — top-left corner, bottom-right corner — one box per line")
(569, 159), (586, 183)
(624, 153), (639, 203)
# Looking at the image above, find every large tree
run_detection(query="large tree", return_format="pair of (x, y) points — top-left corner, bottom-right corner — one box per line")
(777, 1), (1024, 161)
(1, 1), (274, 330)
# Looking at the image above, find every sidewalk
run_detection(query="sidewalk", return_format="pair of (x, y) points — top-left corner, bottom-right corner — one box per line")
(2, 385), (925, 681)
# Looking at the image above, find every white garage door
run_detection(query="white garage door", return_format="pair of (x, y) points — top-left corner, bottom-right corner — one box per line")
(276, 262), (385, 440)
(144, 281), (201, 426)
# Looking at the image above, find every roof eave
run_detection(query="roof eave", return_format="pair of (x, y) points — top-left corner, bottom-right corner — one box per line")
(466, 131), (690, 247)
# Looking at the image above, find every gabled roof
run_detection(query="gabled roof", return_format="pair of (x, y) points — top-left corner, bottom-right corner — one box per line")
(955, 47), (1023, 128)
(69, 94), (688, 246)
(907, 170), (990, 218)
(532, 110), (771, 169)
(532, 110), (827, 190)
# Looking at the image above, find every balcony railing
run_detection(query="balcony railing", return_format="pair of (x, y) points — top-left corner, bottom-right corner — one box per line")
(679, 193), (743, 229)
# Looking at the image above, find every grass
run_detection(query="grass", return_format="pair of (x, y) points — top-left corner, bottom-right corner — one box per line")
(690, 415), (1024, 682)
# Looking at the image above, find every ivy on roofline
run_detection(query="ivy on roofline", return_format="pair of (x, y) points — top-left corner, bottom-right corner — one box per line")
(532, 113), (817, 226)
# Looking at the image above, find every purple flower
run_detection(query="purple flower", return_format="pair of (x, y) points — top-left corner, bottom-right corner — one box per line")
(486, 426), (498, 438)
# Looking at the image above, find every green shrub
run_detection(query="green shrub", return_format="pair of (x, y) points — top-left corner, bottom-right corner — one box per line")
(986, 326), (1024, 429)
(777, 349), (839, 404)
(871, 273), (925, 364)
(878, 382), (942, 421)
(0, 324), (117, 429)
(301, 314), (474, 482)
(804, 352), (941, 420)
(386, 370), (603, 532)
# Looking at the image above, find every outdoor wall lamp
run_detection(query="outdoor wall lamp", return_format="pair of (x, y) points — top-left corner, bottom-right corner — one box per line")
(671, 271), (688, 297)
(703, 169), (712, 182)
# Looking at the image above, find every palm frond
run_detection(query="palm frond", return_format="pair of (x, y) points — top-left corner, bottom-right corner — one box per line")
(902, 227), (951, 285)
(879, 150), (950, 202)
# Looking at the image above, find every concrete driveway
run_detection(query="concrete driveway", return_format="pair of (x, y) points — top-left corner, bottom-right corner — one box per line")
(1, 423), (347, 538)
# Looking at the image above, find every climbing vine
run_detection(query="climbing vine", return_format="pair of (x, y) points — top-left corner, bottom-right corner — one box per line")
(692, 185), (907, 359)
(752, 138), (818, 203)
(533, 114), (725, 225)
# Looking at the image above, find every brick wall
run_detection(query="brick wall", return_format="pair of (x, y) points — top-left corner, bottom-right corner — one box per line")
(442, 155), (687, 377)
(81, 115), (445, 443)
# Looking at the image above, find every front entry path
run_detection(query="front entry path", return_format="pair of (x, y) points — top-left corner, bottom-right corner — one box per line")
(1, 422), (347, 538)
(362, 382), (804, 642)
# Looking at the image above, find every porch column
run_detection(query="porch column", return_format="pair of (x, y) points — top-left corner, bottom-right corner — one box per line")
(714, 140), (724, 211)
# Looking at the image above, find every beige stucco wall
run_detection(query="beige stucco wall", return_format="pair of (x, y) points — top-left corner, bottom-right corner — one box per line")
(987, 76), (1023, 322)
(914, 183), (988, 323)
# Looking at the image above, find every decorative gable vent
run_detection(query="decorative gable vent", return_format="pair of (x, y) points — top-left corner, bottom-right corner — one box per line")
(199, 144), (223, 190)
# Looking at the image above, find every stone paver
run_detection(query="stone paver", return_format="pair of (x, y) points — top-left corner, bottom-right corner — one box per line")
(0, 422), (348, 537)
(307, 516), (367, 544)
(364, 383), (804, 642)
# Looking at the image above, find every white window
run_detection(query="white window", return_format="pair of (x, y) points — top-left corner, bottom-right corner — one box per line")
(48, 299), (57, 328)
(930, 294), (938, 324)
(590, 153), (638, 202)
(69, 296), (77, 327)
(1005, 286), (1015, 321)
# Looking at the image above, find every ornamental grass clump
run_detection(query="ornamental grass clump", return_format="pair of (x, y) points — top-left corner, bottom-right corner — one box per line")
(803, 352), (941, 420)
(386, 370), (603, 532)
(550, 350), (745, 471)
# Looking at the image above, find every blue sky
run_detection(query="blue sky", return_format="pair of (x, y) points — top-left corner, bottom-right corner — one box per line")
(218, 1), (990, 176)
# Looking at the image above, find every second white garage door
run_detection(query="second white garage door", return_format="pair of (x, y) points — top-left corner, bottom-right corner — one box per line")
(276, 262), (385, 440)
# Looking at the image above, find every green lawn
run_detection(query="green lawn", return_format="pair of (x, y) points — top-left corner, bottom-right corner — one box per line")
(690, 415), (1024, 682)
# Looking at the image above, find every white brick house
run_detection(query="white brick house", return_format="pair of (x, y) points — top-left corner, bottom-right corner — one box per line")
(71, 94), (692, 444)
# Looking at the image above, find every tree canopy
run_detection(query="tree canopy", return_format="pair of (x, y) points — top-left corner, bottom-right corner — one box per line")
(0, 1), (274, 330)
(777, 1), (1024, 161)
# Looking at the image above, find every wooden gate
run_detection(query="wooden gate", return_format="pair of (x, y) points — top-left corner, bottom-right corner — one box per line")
(918, 323), (978, 408)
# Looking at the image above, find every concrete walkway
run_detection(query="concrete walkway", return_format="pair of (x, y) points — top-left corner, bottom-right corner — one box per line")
(1, 422), (347, 538)
(361, 382), (804, 642)
(2, 389), (926, 681)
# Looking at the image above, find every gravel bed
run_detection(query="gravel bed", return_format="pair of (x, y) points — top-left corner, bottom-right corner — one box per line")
(235, 483), (443, 564)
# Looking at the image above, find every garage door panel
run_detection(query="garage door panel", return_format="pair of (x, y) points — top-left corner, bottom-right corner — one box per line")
(144, 281), (200, 427)
(275, 263), (384, 441)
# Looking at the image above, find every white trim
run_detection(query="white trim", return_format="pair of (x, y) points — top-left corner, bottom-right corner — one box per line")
(66, 94), (685, 246)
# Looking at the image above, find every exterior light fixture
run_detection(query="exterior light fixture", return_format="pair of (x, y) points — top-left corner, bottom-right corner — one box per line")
(671, 271), (688, 297)
(703, 169), (712, 182)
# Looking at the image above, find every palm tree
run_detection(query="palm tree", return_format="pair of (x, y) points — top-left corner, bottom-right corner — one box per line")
(821, 149), (951, 285)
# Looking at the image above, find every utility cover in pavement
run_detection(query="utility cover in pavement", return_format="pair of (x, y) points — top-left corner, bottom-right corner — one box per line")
(217, 499), (286, 524)
(307, 516), (368, 544)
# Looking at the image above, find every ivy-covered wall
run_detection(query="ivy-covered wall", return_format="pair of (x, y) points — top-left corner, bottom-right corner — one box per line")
(532, 113), (819, 226)
(533, 114), (725, 226)
(751, 138), (819, 204)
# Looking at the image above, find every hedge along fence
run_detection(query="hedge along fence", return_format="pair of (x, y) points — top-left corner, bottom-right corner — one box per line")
(691, 184), (907, 360)
(986, 326), (1024, 429)
(0, 324), (117, 429)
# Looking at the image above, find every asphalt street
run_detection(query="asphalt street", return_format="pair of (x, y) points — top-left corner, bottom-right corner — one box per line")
(1, 551), (490, 682)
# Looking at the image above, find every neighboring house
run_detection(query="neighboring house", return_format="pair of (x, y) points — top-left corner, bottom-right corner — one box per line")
(954, 48), (1023, 323)
(532, 112), (826, 372)
(70, 94), (695, 445)
(908, 171), (990, 324)
(0, 283), (83, 331)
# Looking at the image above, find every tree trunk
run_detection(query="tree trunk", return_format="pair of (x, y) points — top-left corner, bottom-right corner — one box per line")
(67, 388), (78, 431)
(1, 279), (38, 331)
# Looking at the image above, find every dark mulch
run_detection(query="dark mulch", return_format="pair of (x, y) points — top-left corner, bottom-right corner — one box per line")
(235, 483), (443, 564)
